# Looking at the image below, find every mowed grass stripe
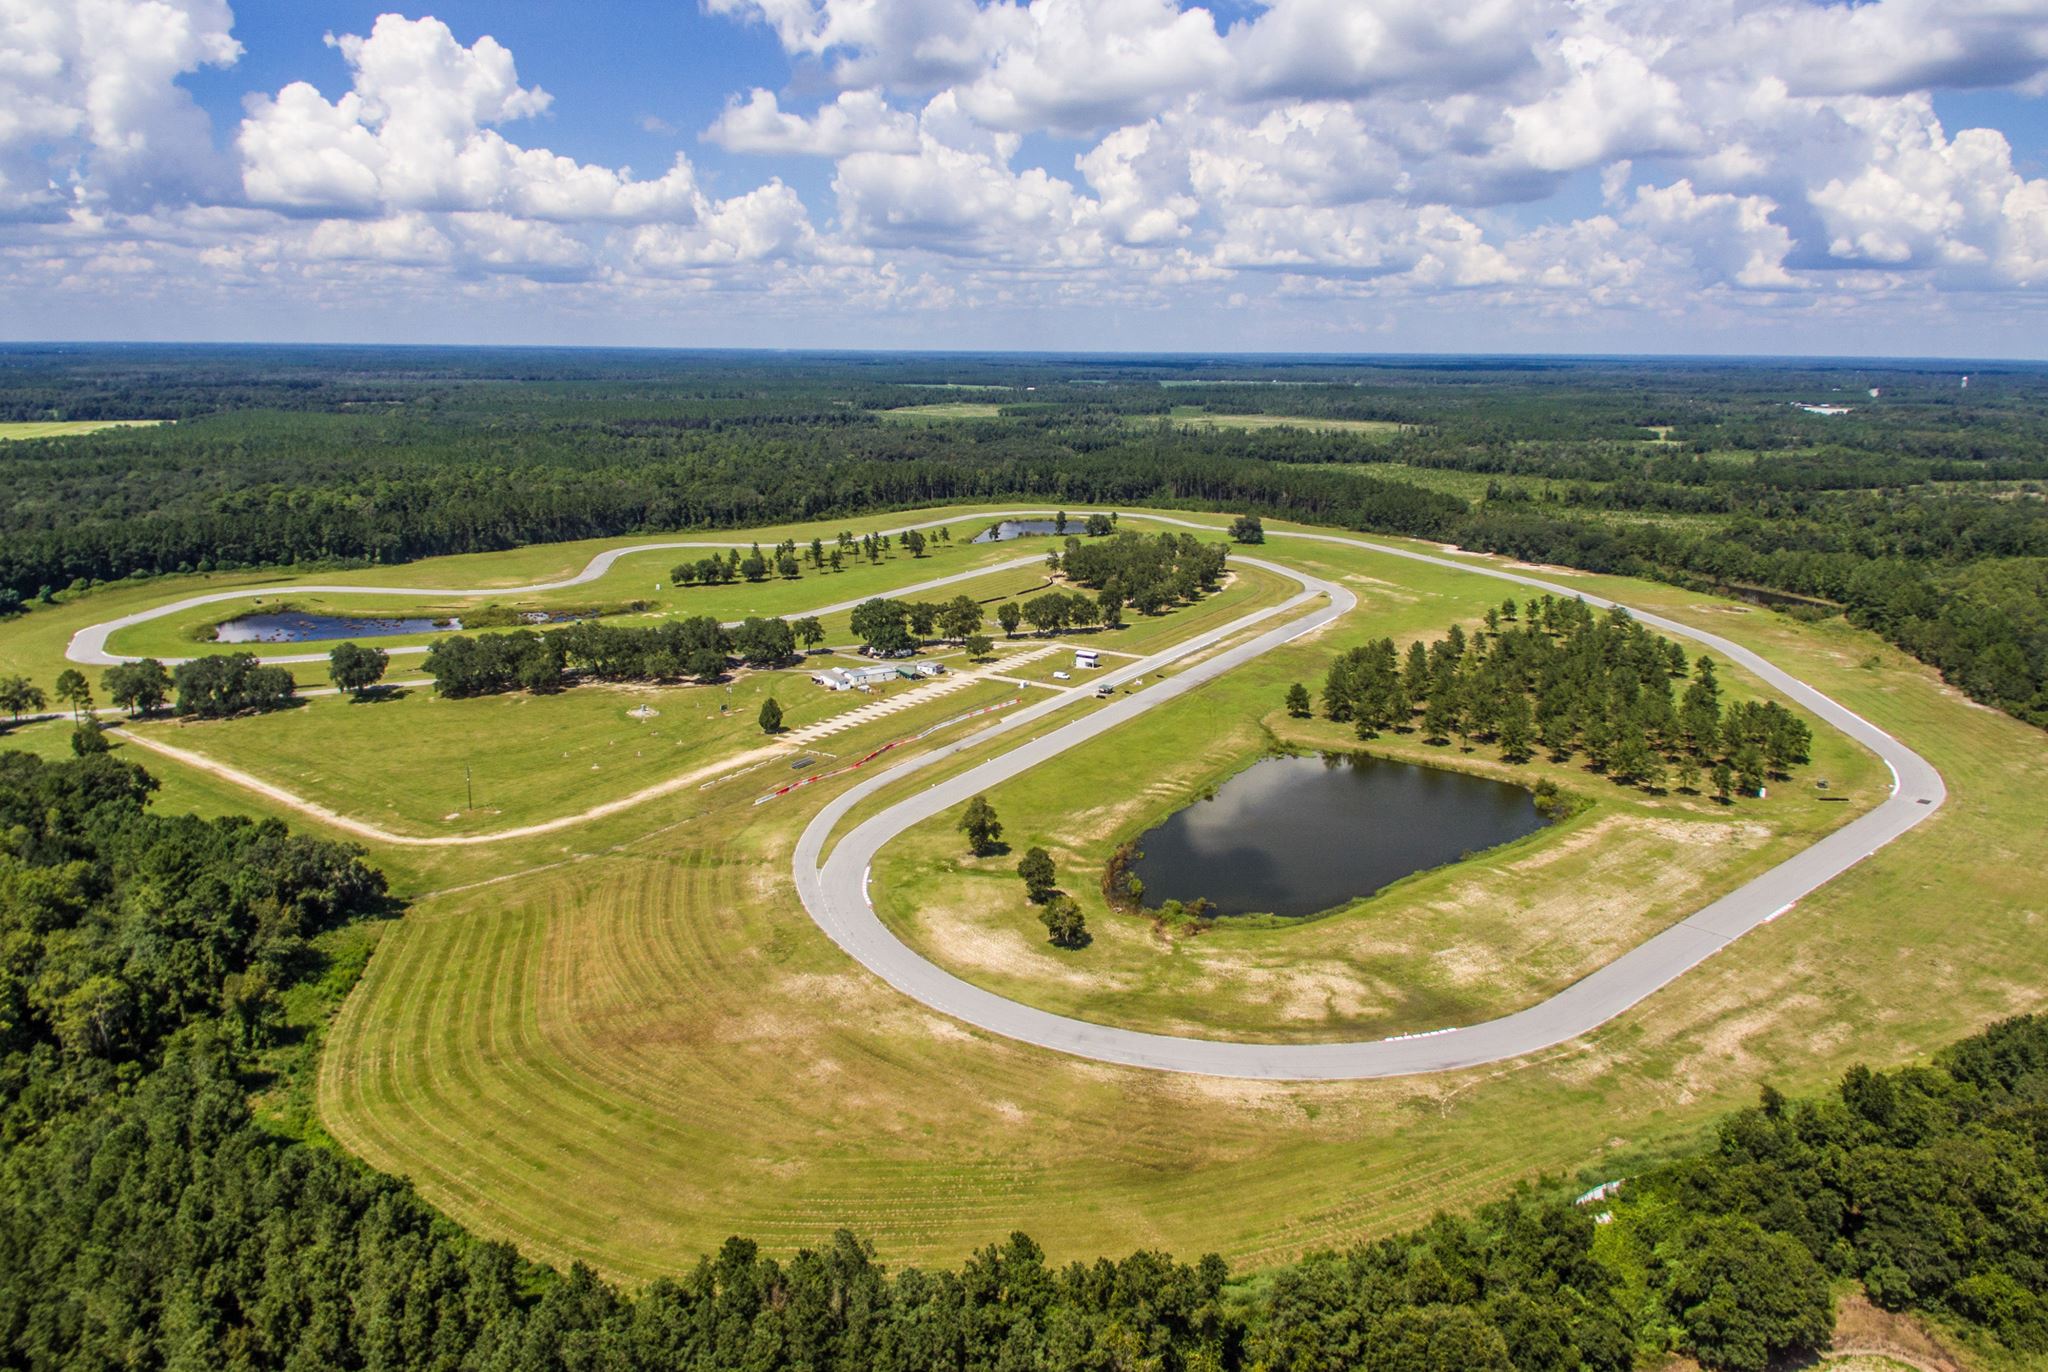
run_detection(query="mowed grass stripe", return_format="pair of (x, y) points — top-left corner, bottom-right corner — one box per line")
(338, 893), (652, 1266)
(312, 513), (2045, 1275)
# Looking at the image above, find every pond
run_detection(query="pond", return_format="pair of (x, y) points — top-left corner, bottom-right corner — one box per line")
(214, 612), (460, 644)
(971, 518), (1075, 543)
(1127, 752), (1548, 918)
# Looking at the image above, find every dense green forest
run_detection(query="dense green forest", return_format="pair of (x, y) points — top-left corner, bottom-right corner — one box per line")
(2, 750), (2046, 1369)
(1, 345), (2043, 728)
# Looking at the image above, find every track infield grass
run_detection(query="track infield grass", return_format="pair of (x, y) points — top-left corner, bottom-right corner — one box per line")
(866, 548), (1890, 1041)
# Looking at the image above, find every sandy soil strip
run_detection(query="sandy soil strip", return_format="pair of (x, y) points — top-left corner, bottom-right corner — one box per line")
(112, 726), (781, 847)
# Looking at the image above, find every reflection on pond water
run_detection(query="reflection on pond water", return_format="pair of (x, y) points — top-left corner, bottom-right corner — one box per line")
(1128, 752), (1548, 918)
(971, 519), (1073, 543)
(215, 612), (459, 644)
(214, 607), (598, 644)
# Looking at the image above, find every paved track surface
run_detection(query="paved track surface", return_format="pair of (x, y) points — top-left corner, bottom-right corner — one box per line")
(795, 516), (1946, 1081)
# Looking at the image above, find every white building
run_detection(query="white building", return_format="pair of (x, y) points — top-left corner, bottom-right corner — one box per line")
(811, 664), (899, 690)
(1074, 648), (1100, 669)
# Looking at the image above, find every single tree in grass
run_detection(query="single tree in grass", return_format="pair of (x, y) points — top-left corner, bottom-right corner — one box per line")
(1039, 895), (1088, 948)
(0, 675), (45, 723)
(959, 794), (1002, 855)
(1285, 682), (1311, 718)
(964, 633), (993, 661)
(1230, 513), (1265, 544)
(759, 697), (784, 734)
(104, 658), (172, 716)
(1712, 760), (1734, 802)
(1675, 754), (1701, 793)
(53, 668), (93, 722)
(329, 642), (389, 698)
(794, 617), (825, 653)
(1017, 847), (1057, 903)
(996, 602), (1023, 638)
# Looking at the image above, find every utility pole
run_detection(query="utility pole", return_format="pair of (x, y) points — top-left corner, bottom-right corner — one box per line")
(465, 763), (474, 812)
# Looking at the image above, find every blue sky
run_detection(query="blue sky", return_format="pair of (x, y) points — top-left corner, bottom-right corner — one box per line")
(3, 0), (2047, 355)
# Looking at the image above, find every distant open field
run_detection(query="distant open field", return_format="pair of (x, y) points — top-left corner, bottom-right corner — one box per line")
(0, 419), (167, 440)
(875, 402), (1007, 422)
(6, 503), (2039, 1282)
(1150, 407), (1404, 435)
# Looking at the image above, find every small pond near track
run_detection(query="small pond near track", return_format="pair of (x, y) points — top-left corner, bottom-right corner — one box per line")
(1127, 752), (1548, 918)
(972, 519), (1073, 542)
(215, 612), (458, 643)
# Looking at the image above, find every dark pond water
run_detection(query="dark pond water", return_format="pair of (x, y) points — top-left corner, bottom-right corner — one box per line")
(1128, 753), (1548, 918)
(215, 612), (459, 643)
(971, 518), (1074, 543)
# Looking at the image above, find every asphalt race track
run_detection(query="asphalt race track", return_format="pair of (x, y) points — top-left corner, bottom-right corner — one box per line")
(65, 510), (1946, 1079)
(793, 516), (1947, 1080)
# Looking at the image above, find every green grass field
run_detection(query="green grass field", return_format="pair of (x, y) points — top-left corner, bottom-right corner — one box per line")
(5, 503), (2040, 1283)
(0, 419), (168, 440)
(1150, 408), (1404, 436)
(874, 403), (1007, 422)
(121, 669), (856, 836)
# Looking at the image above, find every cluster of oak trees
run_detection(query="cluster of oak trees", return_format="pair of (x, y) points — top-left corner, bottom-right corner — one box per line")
(3, 655), (297, 732)
(422, 615), (823, 697)
(6, 650), (366, 736)
(843, 531), (1233, 655)
(997, 590), (1119, 638)
(1311, 596), (1812, 796)
(169, 653), (298, 719)
(1058, 531), (1230, 616)
(4, 751), (2047, 1370)
(848, 595), (989, 655)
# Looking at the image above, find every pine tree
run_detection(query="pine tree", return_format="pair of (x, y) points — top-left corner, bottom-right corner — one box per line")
(1497, 693), (1534, 762)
